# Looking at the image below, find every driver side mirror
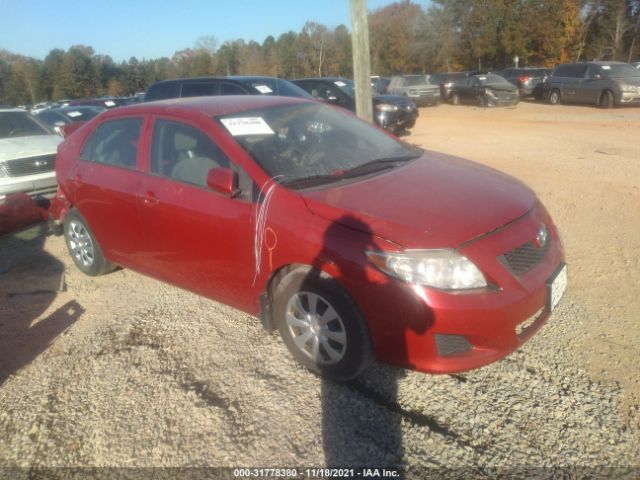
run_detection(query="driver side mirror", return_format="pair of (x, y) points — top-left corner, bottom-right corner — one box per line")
(207, 167), (239, 197)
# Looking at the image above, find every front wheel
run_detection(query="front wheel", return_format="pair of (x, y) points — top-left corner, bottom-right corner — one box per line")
(274, 268), (373, 381)
(599, 90), (615, 108)
(64, 210), (116, 276)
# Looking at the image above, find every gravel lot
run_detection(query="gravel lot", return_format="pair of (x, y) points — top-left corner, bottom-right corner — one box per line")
(0, 102), (639, 478)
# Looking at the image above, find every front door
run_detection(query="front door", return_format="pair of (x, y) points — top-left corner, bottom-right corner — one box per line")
(138, 117), (255, 310)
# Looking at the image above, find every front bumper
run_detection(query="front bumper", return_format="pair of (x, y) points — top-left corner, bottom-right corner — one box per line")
(356, 205), (565, 374)
(0, 171), (57, 199)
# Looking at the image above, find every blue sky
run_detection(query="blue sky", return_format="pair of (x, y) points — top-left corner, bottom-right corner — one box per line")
(0, 0), (430, 62)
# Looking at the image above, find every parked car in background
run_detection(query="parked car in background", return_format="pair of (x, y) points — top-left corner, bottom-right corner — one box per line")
(632, 61), (640, 69)
(144, 76), (310, 103)
(546, 61), (640, 107)
(35, 106), (105, 136)
(292, 77), (418, 133)
(448, 74), (519, 107)
(66, 98), (123, 109)
(428, 72), (474, 101)
(387, 75), (441, 106)
(495, 67), (552, 98)
(51, 95), (566, 380)
(0, 108), (62, 202)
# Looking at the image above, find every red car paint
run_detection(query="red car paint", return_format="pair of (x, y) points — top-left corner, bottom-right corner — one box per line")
(54, 96), (565, 374)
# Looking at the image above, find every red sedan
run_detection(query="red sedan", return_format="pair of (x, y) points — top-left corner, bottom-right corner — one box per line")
(52, 96), (566, 380)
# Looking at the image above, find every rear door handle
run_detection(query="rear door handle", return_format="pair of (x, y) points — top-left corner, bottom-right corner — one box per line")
(141, 191), (159, 206)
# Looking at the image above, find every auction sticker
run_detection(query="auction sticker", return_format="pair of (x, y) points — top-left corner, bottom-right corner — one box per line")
(334, 81), (347, 87)
(254, 85), (273, 94)
(221, 117), (274, 136)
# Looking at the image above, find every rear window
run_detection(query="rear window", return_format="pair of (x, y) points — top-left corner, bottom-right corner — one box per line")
(181, 82), (217, 97)
(145, 82), (178, 102)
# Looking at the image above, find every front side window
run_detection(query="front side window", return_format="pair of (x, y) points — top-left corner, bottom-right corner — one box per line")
(219, 82), (248, 95)
(217, 103), (422, 190)
(150, 119), (229, 187)
(81, 118), (142, 169)
(0, 111), (51, 138)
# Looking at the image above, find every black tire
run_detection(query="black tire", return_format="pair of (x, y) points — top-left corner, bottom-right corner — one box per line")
(600, 90), (615, 108)
(274, 268), (374, 381)
(549, 89), (561, 105)
(64, 209), (116, 276)
(451, 93), (460, 105)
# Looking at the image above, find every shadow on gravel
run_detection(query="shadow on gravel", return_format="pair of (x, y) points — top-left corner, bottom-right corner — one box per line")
(0, 222), (83, 385)
(302, 216), (428, 470)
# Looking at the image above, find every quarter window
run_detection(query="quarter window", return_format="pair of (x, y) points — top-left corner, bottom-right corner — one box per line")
(150, 119), (230, 187)
(181, 82), (217, 97)
(80, 118), (142, 169)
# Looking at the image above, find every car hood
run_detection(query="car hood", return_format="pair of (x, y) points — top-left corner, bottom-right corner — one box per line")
(0, 135), (62, 161)
(300, 151), (536, 248)
(373, 94), (413, 105)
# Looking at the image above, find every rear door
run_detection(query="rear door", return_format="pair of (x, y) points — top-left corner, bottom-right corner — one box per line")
(137, 115), (255, 309)
(71, 115), (148, 267)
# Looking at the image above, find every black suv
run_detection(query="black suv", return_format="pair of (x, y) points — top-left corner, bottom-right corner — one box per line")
(144, 76), (311, 102)
(292, 77), (418, 133)
(495, 67), (551, 98)
(546, 62), (640, 107)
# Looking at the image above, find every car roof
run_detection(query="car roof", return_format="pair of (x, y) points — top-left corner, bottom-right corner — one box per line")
(99, 95), (314, 119)
(294, 77), (350, 82)
(0, 108), (29, 113)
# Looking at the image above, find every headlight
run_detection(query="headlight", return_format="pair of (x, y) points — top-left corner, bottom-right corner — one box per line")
(366, 249), (487, 290)
(485, 88), (497, 98)
(376, 103), (399, 112)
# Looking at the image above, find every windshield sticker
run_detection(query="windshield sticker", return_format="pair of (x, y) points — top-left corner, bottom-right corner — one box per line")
(601, 65), (611, 70)
(334, 81), (347, 87)
(66, 111), (82, 118)
(221, 117), (274, 136)
(104, 100), (115, 106)
(254, 85), (273, 94)
(478, 76), (487, 80)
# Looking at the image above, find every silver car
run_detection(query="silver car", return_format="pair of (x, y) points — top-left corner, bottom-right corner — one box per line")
(0, 108), (62, 203)
(546, 61), (640, 108)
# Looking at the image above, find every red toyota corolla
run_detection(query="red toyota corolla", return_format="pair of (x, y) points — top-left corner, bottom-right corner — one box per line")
(52, 95), (566, 380)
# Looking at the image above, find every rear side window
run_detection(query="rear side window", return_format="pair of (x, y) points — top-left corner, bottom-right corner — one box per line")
(150, 119), (229, 187)
(554, 64), (588, 78)
(80, 118), (143, 169)
(181, 82), (218, 97)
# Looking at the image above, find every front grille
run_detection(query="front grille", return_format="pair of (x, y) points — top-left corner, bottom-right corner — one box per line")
(493, 91), (518, 101)
(435, 334), (472, 357)
(499, 239), (550, 276)
(1, 154), (56, 177)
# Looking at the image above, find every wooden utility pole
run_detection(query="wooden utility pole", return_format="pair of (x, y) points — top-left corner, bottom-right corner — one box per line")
(350, 0), (373, 122)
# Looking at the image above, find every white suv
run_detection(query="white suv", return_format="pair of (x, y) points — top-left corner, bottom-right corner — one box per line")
(0, 108), (62, 204)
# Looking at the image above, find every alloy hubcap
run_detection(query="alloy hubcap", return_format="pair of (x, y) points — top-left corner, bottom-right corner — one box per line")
(285, 291), (346, 365)
(68, 220), (95, 267)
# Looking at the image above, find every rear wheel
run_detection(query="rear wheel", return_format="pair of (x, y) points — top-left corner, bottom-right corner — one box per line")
(274, 268), (373, 381)
(600, 90), (615, 108)
(549, 89), (561, 105)
(64, 210), (116, 276)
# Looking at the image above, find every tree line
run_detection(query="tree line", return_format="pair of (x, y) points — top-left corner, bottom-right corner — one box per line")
(1, 0), (639, 106)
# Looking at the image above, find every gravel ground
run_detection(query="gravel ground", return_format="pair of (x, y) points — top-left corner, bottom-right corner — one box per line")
(1, 103), (639, 479)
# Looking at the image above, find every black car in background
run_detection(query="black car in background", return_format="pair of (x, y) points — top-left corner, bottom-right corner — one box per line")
(495, 67), (551, 98)
(34, 106), (105, 135)
(428, 72), (478, 101)
(144, 76), (310, 102)
(292, 77), (418, 133)
(546, 62), (640, 107)
(448, 74), (519, 107)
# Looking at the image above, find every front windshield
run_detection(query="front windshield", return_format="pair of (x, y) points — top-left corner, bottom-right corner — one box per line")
(0, 111), (51, 138)
(601, 64), (640, 77)
(405, 75), (429, 86)
(331, 79), (356, 98)
(217, 103), (422, 189)
(240, 78), (312, 98)
(475, 74), (513, 86)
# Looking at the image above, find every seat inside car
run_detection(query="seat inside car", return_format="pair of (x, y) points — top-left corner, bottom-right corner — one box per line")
(170, 131), (219, 187)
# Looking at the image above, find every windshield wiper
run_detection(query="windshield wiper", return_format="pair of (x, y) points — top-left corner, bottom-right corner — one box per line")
(342, 154), (419, 179)
(280, 174), (344, 189)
